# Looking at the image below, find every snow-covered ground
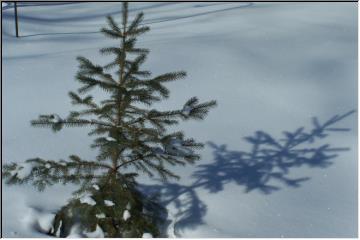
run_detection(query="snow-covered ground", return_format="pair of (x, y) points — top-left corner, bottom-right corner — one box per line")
(2, 2), (357, 237)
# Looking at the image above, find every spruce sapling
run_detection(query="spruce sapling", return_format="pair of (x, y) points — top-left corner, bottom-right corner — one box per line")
(3, 2), (216, 237)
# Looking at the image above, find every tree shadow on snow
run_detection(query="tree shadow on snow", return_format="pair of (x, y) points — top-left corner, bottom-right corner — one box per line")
(140, 110), (355, 236)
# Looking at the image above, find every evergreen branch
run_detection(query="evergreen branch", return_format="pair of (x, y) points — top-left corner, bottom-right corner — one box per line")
(99, 72), (117, 84)
(127, 12), (145, 34)
(127, 26), (150, 37)
(103, 56), (122, 70)
(68, 91), (98, 108)
(106, 15), (122, 35)
(181, 98), (217, 120)
(152, 71), (187, 83)
(123, 54), (148, 81)
(100, 27), (122, 39)
(77, 56), (103, 75)
(117, 157), (142, 169)
(76, 73), (119, 93)
(68, 155), (112, 170)
(2, 158), (106, 191)
(100, 47), (124, 56)
(31, 114), (115, 132)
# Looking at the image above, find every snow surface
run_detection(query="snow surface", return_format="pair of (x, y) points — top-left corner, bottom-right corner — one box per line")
(2, 2), (357, 238)
(36, 212), (55, 233)
(142, 232), (153, 238)
(66, 224), (83, 238)
(83, 225), (105, 238)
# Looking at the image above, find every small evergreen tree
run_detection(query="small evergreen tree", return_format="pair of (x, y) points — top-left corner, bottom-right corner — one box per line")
(2, 3), (216, 238)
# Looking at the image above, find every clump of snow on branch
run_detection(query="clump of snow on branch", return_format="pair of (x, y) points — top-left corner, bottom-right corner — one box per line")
(123, 210), (131, 221)
(79, 195), (96, 206)
(96, 213), (105, 219)
(10, 163), (32, 179)
(104, 200), (115, 206)
(59, 161), (67, 166)
(49, 114), (62, 123)
(126, 202), (131, 210)
(181, 105), (193, 116)
(92, 184), (100, 190)
(105, 137), (116, 142)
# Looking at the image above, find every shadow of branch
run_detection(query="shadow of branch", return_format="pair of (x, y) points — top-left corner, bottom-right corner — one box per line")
(141, 110), (355, 235)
